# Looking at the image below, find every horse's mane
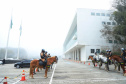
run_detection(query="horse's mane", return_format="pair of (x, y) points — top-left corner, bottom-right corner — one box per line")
(111, 55), (122, 62)
(88, 56), (94, 60)
(47, 56), (56, 59)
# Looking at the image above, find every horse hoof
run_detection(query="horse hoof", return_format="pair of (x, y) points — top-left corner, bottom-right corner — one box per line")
(117, 71), (120, 73)
(44, 76), (48, 78)
(29, 77), (34, 79)
(123, 73), (126, 76)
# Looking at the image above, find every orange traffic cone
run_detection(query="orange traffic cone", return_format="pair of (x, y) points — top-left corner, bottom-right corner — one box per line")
(36, 68), (38, 72)
(95, 63), (97, 67)
(3, 77), (7, 84)
(88, 62), (90, 65)
(20, 70), (26, 81)
(84, 61), (85, 64)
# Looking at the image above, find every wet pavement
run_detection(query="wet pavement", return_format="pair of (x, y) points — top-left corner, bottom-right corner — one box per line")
(0, 59), (126, 84)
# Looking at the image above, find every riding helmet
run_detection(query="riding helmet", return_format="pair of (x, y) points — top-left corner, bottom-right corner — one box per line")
(42, 49), (45, 52)
(122, 48), (124, 51)
(109, 50), (111, 52)
(45, 51), (48, 53)
(106, 50), (108, 52)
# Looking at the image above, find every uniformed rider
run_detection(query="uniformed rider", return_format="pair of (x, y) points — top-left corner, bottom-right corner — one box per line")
(121, 48), (126, 66)
(40, 49), (46, 59)
(106, 50), (109, 57)
(108, 50), (112, 64)
(40, 49), (47, 69)
(106, 50), (110, 65)
(48, 53), (51, 58)
(45, 51), (48, 59)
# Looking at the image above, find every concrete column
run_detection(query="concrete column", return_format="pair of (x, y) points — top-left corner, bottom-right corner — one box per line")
(75, 50), (77, 60)
(74, 51), (75, 60)
(73, 51), (74, 60)
(77, 49), (79, 61)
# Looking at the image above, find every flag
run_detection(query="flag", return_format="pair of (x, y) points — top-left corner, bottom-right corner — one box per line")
(19, 23), (22, 36)
(10, 16), (13, 29)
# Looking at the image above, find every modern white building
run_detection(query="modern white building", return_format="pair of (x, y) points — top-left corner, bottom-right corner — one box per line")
(63, 8), (117, 61)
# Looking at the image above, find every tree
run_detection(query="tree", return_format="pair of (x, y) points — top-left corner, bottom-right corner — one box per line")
(0, 48), (5, 59)
(100, 0), (126, 49)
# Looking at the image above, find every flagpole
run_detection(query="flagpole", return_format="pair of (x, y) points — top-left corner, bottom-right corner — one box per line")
(17, 31), (21, 59)
(5, 28), (11, 59)
(17, 20), (22, 59)
(5, 9), (13, 59)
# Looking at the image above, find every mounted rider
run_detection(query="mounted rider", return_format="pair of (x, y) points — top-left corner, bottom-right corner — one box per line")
(121, 48), (126, 66)
(40, 49), (47, 69)
(106, 50), (112, 65)
(96, 50), (100, 60)
(45, 51), (48, 59)
(48, 53), (51, 58)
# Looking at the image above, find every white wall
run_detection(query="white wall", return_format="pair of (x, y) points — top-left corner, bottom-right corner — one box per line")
(64, 8), (116, 61)
(80, 46), (86, 61)
(77, 8), (112, 46)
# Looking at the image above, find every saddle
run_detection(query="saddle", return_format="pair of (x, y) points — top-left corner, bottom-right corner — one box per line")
(122, 56), (126, 61)
(39, 59), (47, 66)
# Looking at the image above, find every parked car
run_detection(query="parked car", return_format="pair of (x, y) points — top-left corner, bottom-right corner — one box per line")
(14, 60), (32, 68)
(0, 61), (3, 65)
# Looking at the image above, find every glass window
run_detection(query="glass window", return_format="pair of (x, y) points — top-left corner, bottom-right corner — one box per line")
(96, 13), (100, 16)
(109, 40), (113, 43)
(107, 22), (111, 25)
(114, 40), (117, 43)
(91, 12), (95, 16)
(102, 21), (106, 25)
(91, 49), (95, 53)
(96, 49), (100, 53)
(101, 13), (105, 16)
(112, 22), (116, 25)
(106, 14), (110, 17)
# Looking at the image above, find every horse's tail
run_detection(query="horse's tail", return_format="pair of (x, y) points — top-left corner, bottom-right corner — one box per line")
(29, 63), (32, 76)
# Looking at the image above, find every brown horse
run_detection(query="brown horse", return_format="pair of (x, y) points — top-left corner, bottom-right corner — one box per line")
(110, 55), (126, 76)
(29, 56), (58, 78)
(88, 56), (96, 67)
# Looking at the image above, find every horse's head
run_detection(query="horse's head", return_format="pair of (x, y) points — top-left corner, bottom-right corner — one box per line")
(109, 55), (120, 62)
(88, 56), (90, 60)
(88, 55), (93, 60)
(109, 56), (114, 62)
(54, 56), (58, 63)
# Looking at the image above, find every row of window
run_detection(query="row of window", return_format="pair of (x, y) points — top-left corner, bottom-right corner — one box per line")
(109, 40), (117, 43)
(91, 12), (110, 17)
(102, 21), (116, 25)
(91, 49), (100, 53)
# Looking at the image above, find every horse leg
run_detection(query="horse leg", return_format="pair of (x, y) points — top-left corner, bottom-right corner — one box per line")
(51, 64), (52, 69)
(122, 65), (126, 76)
(37, 67), (39, 72)
(93, 61), (95, 67)
(105, 63), (109, 71)
(31, 67), (35, 79)
(118, 63), (120, 71)
(99, 61), (102, 69)
(113, 61), (117, 70)
(29, 66), (32, 78)
(44, 66), (48, 78)
(120, 64), (125, 76)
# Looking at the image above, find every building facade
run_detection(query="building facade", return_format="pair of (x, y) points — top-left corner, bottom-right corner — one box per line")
(63, 8), (117, 61)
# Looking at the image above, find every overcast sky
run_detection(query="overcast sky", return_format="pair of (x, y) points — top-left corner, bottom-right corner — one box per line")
(0, 0), (113, 57)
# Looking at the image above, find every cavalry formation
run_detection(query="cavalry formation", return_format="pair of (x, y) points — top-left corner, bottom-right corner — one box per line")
(88, 48), (126, 76)
(28, 48), (126, 79)
(29, 49), (58, 78)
